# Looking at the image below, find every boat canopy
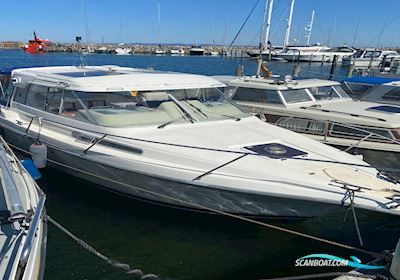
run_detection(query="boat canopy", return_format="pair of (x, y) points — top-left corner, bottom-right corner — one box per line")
(12, 66), (225, 92)
(342, 76), (400, 85)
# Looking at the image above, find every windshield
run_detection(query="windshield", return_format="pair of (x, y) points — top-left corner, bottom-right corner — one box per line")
(364, 51), (381, 58)
(51, 87), (248, 127)
(280, 89), (313, 104)
(354, 50), (364, 58)
(308, 86), (347, 100)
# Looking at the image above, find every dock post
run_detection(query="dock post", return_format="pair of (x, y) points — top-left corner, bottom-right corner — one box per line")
(268, 49), (272, 62)
(235, 49), (238, 59)
(240, 50), (243, 61)
(390, 238), (400, 280)
(328, 55), (338, 80)
(380, 55), (387, 72)
(321, 55), (325, 66)
(390, 57), (396, 72)
(293, 63), (301, 77)
(309, 54), (313, 65)
(347, 61), (355, 78)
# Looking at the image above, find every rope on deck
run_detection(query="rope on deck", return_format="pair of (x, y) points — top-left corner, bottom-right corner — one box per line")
(47, 215), (158, 279)
(7, 142), (384, 260)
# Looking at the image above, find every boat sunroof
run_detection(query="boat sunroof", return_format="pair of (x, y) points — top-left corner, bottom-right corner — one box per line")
(56, 70), (123, 78)
(245, 143), (307, 159)
(367, 105), (400, 113)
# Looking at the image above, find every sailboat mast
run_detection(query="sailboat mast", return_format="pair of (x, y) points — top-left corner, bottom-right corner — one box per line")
(283, 0), (295, 48)
(157, 0), (161, 45)
(256, 0), (273, 76)
(306, 10), (315, 46)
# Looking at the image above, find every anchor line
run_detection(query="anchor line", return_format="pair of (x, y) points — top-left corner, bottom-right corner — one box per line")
(6, 141), (383, 259)
(46, 216), (158, 279)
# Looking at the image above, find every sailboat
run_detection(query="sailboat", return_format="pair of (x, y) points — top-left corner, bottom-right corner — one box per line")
(114, 11), (132, 55)
(153, 0), (166, 55)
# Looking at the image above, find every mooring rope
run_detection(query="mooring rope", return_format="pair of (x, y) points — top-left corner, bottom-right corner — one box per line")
(7, 142), (384, 260)
(47, 215), (158, 279)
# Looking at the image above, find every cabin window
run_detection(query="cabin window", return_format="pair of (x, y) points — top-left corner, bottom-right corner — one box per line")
(45, 87), (63, 114)
(232, 88), (282, 104)
(342, 83), (374, 95)
(354, 50), (364, 58)
(25, 84), (48, 110)
(364, 51), (381, 58)
(276, 117), (326, 135)
(308, 86), (340, 100)
(13, 86), (29, 103)
(383, 88), (400, 101)
(59, 88), (247, 127)
(280, 89), (312, 103)
(330, 124), (393, 141)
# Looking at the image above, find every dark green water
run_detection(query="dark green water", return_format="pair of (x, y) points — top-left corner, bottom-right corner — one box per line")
(1, 49), (399, 280)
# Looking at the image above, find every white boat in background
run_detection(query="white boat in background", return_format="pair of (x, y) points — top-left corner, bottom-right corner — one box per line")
(0, 137), (46, 280)
(205, 51), (219, 56)
(342, 49), (400, 68)
(274, 45), (331, 62)
(189, 46), (205, 55)
(95, 46), (109, 54)
(358, 80), (400, 106)
(170, 49), (185, 55)
(153, 49), (166, 55)
(114, 44), (132, 55)
(0, 65), (399, 219)
(216, 75), (400, 153)
(279, 46), (355, 62)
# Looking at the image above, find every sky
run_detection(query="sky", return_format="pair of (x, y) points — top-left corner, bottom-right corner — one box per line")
(1, 0), (400, 47)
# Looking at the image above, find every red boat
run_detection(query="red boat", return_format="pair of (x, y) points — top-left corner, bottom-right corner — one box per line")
(23, 31), (51, 54)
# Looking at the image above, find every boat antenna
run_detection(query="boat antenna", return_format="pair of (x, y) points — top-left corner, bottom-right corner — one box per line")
(256, 0), (273, 77)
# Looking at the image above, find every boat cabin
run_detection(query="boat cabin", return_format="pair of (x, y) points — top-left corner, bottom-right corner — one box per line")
(5, 66), (247, 129)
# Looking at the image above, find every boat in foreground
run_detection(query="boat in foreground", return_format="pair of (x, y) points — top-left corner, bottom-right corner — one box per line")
(0, 65), (399, 219)
(0, 137), (46, 279)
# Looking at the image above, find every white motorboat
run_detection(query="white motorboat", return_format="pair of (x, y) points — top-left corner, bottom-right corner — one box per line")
(115, 47), (132, 55)
(284, 46), (355, 62)
(216, 75), (400, 153)
(0, 65), (399, 219)
(169, 49), (185, 55)
(189, 46), (205, 55)
(95, 46), (109, 54)
(0, 137), (46, 279)
(153, 49), (166, 55)
(358, 80), (400, 106)
(341, 76), (400, 96)
(205, 51), (219, 56)
(342, 49), (400, 68)
(274, 45), (337, 62)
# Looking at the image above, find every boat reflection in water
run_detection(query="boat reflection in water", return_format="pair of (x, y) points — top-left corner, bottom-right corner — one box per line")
(0, 65), (399, 219)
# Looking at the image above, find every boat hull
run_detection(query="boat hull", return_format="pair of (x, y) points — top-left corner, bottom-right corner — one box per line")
(1, 127), (340, 219)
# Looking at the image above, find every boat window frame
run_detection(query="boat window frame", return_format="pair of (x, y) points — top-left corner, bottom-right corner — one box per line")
(231, 86), (286, 105)
(278, 88), (315, 105)
(328, 124), (395, 142)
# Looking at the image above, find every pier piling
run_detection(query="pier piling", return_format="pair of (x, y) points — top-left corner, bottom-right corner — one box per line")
(328, 55), (338, 80)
